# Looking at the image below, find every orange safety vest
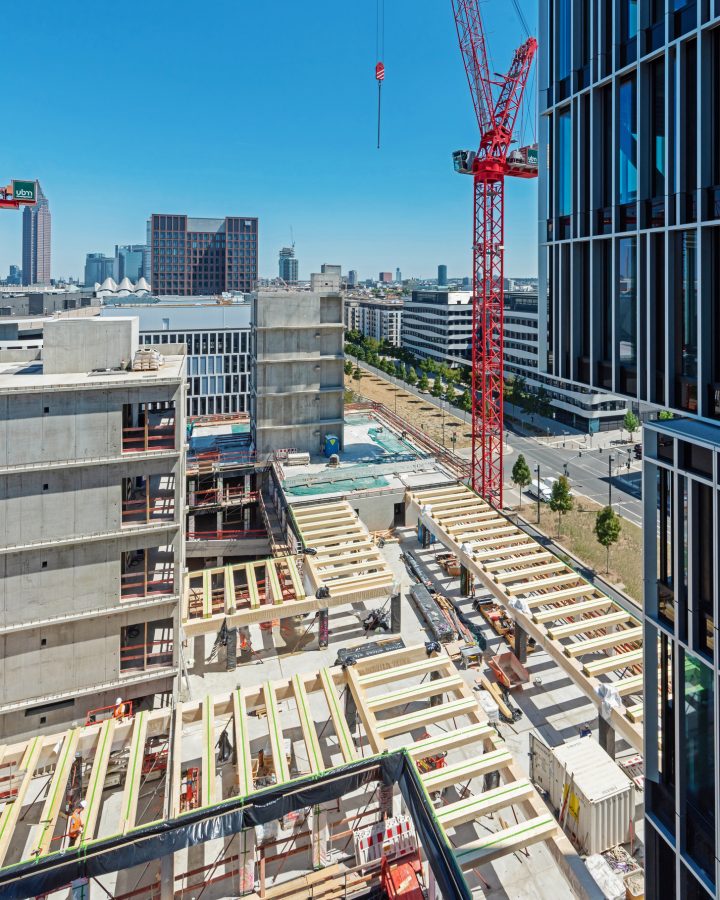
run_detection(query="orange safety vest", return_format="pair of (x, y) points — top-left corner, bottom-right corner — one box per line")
(68, 810), (83, 840)
(112, 703), (126, 719)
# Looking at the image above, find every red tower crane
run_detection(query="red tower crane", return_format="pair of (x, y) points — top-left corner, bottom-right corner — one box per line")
(451, 1), (538, 508)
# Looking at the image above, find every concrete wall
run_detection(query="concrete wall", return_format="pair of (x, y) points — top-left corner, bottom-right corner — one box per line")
(43, 317), (139, 374)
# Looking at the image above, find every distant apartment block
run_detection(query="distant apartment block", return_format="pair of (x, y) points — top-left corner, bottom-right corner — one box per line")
(379, 272), (393, 283)
(344, 297), (402, 347)
(102, 301), (251, 418)
(22, 183), (51, 286)
(149, 214), (258, 296)
(0, 317), (185, 739)
(278, 246), (298, 283)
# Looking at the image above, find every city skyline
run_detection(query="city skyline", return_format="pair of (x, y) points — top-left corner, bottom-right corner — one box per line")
(0, 0), (539, 282)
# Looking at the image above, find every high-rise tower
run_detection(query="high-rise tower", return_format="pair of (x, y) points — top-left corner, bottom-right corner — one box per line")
(22, 182), (51, 285)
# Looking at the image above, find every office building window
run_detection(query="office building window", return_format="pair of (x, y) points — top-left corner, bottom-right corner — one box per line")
(691, 481), (714, 662)
(649, 633), (675, 832)
(681, 652), (716, 883)
(558, 109), (572, 217)
(657, 465), (675, 627)
(617, 237), (637, 388)
(650, 58), (665, 206)
(674, 231), (698, 410)
(682, 39), (698, 222)
(618, 76), (637, 205)
(557, 0), (571, 89)
(619, 0), (638, 65)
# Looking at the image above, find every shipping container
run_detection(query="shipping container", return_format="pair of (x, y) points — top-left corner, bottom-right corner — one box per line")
(529, 734), (636, 855)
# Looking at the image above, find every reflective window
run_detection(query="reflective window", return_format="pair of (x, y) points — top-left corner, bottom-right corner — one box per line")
(657, 467), (675, 628)
(619, 77), (637, 203)
(650, 59), (665, 200)
(557, 0), (571, 80)
(675, 231), (698, 410)
(558, 109), (572, 216)
(618, 237), (637, 369)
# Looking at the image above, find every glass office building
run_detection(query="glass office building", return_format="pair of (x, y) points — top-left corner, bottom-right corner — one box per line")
(539, 2), (720, 896)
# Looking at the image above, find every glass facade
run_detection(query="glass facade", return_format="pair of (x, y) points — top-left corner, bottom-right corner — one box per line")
(541, 2), (720, 895)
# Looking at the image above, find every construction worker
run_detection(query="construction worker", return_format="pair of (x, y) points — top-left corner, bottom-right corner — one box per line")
(112, 697), (127, 720)
(68, 800), (86, 846)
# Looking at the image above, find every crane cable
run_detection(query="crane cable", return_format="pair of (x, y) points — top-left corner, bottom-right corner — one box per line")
(375, 0), (385, 149)
(510, 0), (531, 39)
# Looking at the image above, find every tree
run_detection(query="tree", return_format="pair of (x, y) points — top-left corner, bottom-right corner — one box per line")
(431, 377), (444, 399)
(549, 475), (573, 535)
(395, 360), (405, 377)
(418, 372), (430, 392)
(511, 454), (532, 509)
(623, 409), (640, 441)
(536, 387), (553, 419)
(352, 366), (362, 381)
(510, 375), (527, 409)
(594, 505), (622, 573)
(405, 366), (418, 386)
(344, 360), (353, 376)
(459, 388), (472, 413)
(444, 383), (457, 404)
(658, 409), (674, 420)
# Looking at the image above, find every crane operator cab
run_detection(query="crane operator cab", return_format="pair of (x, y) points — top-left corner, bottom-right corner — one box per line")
(453, 149), (477, 175)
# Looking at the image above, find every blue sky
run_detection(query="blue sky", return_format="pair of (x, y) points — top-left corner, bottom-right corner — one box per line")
(0, 0), (538, 282)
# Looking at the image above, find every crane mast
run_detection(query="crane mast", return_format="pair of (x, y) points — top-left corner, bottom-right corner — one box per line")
(451, 0), (537, 508)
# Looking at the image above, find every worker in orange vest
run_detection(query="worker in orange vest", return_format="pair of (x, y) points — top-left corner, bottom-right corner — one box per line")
(112, 697), (127, 720)
(68, 800), (86, 846)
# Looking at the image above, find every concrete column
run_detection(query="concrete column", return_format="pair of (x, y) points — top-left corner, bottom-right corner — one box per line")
(390, 593), (402, 633)
(344, 687), (357, 731)
(238, 828), (256, 896)
(514, 623), (528, 664)
(318, 608), (329, 648)
(310, 805), (330, 870)
(598, 714), (616, 759)
(160, 853), (174, 900)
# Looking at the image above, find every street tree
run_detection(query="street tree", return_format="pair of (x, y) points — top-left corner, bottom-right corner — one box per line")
(405, 366), (418, 386)
(444, 383), (457, 404)
(431, 377), (444, 398)
(623, 409), (640, 441)
(459, 388), (472, 412)
(511, 454), (532, 509)
(549, 475), (573, 535)
(594, 505), (622, 573)
(344, 360), (353, 376)
(418, 372), (430, 392)
(352, 366), (362, 381)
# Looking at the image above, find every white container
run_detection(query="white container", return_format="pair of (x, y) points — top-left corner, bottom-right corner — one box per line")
(529, 735), (635, 855)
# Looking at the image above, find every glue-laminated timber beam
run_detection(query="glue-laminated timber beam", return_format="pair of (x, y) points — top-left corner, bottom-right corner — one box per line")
(267, 561), (283, 604)
(438, 780), (535, 829)
(298, 517), (357, 538)
(583, 648), (644, 676)
(455, 815), (558, 869)
(494, 562), (567, 584)
(423, 497), (481, 512)
(233, 690), (253, 797)
(420, 749), (514, 792)
(315, 558), (383, 578)
(484, 551), (553, 572)
(626, 703), (644, 722)
(564, 626), (643, 657)
(319, 667), (357, 764)
(285, 558), (305, 600)
(445, 515), (503, 535)
(201, 697), (216, 807)
(534, 596), (612, 623)
(440, 509), (498, 526)
(263, 682), (289, 784)
(506, 573), (583, 595)
(375, 697), (479, 739)
(292, 503), (349, 523)
(459, 526), (517, 543)
(358, 656), (447, 688)
(324, 572), (394, 595)
(118, 711), (148, 834)
(170, 703), (183, 818)
(32, 728), (81, 857)
(82, 719), (116, 841)
(306, 535), (370, 551)
(614, 673), (644, 695)
(406, 723), (497, 759)
(526, 584), (599, 607)
(246, 565), (260, 608)
(345, 664), (386, 753)
(548, 611), (635, 640)
(314, 544), (377, 563)
(0, 735), (44, 867)
(366, 675), (464, 712)
(472, 538), (537, 559)
(292, 675), (324, 775)
(203, 569), (212, 618)
(413, 485), (468, 501)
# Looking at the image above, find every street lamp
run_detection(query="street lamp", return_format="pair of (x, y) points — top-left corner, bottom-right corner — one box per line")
(608, 454), (615, 508)
(535, 464), (541, 524)
(441, 402), (446, 448)
(450, 431), (457, 455)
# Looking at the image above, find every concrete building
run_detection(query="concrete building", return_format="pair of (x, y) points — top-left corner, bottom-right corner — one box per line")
(101, 300), (251, 418)
(278, 246), (298, 284)
(149, 213), (258, 295)
(348, 269), (358, 287)
(540, 1), (720, 895)
(0, 289), (97, 317)
(401, 290), (472, 366)
(0, 317), (185, 739)
(437, 264), (448, 286)
(22, 182), (51, 286)
(310, 271), (341, 293)
(252, 291), (344, 457)
(84, 252), (115, 286)
(344, 297), (402, 347)
(379, 271), (393, 283)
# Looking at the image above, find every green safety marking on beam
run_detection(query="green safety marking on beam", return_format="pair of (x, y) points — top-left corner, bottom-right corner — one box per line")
(293, 674), (323, 774)
(123, 712), (146, 825)
(438, 780), (531, 819)
(409, 724), (493, 755)
(35, 729), (77, 855)
(203, 570), (211, 618)
(204, 697), (213, 804)
(320, 668), (355, 762)
(454, 815), (556, 859)
(235, 690), (253, 793)
(422, 750), (511, 785)
(0, 736), (38, 853)
(80, 720), (114, 843)
(264, 682), (288, 783)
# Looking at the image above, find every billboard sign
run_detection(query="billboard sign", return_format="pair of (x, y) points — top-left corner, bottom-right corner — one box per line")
(12, 180), (37, 204)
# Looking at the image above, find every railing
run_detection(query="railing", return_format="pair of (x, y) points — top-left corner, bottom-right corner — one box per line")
(186, 448), (256, 471)
(186, 528), (268, 542)
(122, 497), (175, 524)
(120, 639), (174, 672)
(120, 572), (175, 599)
(85, 700), (135, 725)
(123, 422), (176, 453)
(188, 488), (259, 508)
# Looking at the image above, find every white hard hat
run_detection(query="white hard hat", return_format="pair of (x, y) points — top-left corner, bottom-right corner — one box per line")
(80, 800), (87, 809)
(116, 697), (123, 704)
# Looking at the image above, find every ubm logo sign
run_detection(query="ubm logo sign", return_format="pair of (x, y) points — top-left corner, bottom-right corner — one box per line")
(12, 180), (36, 203)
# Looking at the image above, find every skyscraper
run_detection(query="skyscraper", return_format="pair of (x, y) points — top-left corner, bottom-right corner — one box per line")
(149, 214), (258, 296)
(437, 264), (448, 286)
(114, 244), (147, 282)
(348, 269), (358, 288)
(395, 267), (402, 282)
(84, 253), (115, 286)
(278, 246), (298, 283)
(540, 3), (719, 896)
(22, 182), (50, 285)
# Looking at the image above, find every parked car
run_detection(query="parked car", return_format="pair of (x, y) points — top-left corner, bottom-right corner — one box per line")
(526, 479), (554, 503)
